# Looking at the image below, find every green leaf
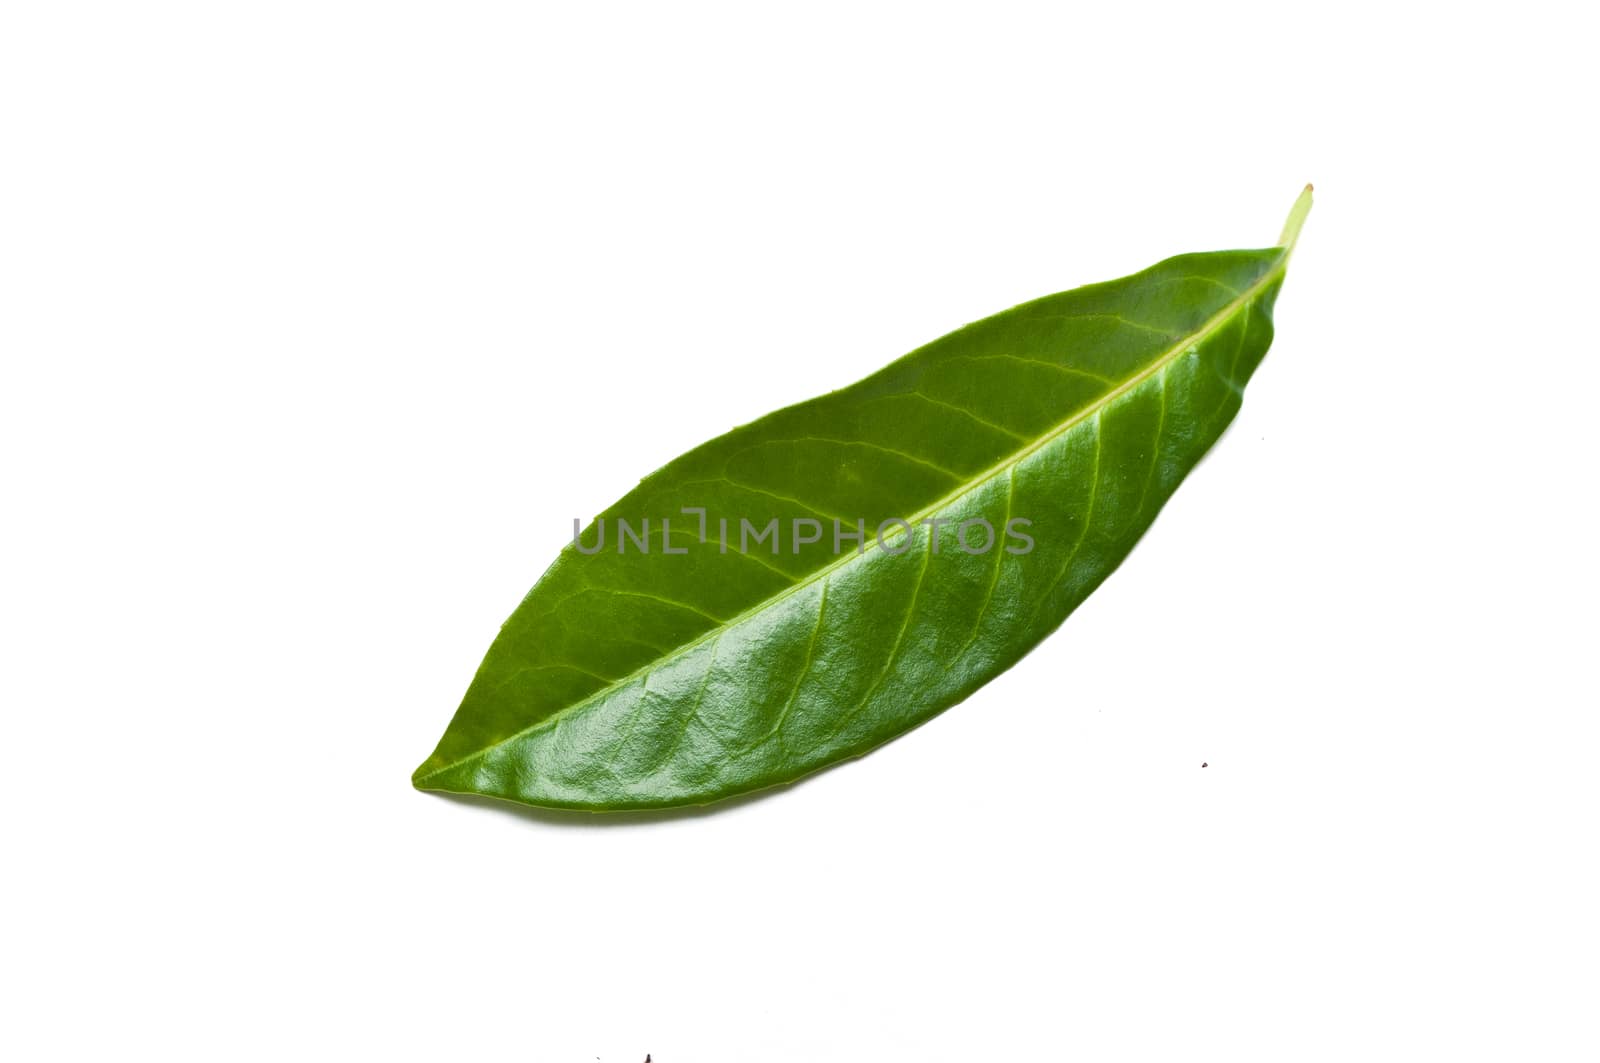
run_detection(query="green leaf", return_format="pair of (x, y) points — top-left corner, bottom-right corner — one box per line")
(415, 187), (1312, 812)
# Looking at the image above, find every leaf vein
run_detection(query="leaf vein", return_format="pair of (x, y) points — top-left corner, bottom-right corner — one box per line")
(901, 390), (1028, 442)
(841, 531), (934, 729)
(947, 353), (1116, 386)
(762, 435), (968, 481)
(952, 466), (1013, 664)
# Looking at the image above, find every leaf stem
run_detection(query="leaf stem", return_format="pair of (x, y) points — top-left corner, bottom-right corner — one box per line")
(1278, 183), (1315, 251)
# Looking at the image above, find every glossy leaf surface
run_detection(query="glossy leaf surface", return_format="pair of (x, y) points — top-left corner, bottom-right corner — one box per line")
(415, 188), (1311, 811)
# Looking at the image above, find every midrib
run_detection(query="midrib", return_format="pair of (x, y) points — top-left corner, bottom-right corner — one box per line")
(417, 250), (1289, 785)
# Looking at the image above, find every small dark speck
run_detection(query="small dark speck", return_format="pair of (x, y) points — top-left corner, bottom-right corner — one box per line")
(1201, 762), (1208, 768)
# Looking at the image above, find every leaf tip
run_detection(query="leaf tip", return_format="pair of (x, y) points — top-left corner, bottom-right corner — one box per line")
(411, 759), (442, 791)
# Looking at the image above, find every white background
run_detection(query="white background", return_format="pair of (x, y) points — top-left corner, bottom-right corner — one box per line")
(3, 3), (1596, 1060)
